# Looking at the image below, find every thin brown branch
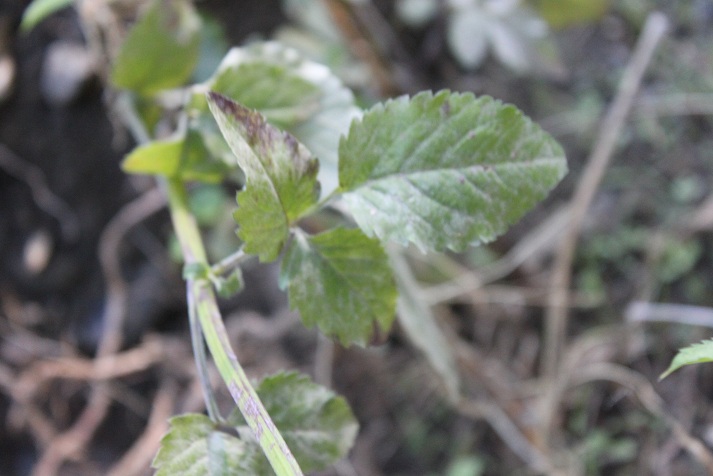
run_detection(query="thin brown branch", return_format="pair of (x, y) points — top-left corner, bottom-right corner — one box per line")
(314, 335), (335, 388)
(106, 379), (177, 476)
(637, 93), (713, 117)
(458, 398), (556, 474)
(569, 362), (713, 474)
(0, 143), (80, 241)
(15, 338), (166, 401)
(423, 206), (571, 305)
(452, 336), (559, 473)
(539, 12), (669, 446)
(0, 362), (58, 447)
(31, 188), (166, 476)
(322, 0), (399, 95)
(429, 283), (601, 309)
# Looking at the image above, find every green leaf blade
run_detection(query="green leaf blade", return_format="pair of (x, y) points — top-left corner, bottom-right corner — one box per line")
(339, 90), (567, 252)
(122, 138), (183, 177)
(211, 59), (321, 124)
(231, 371), (359, 473)
(207, 92), (320, 262)
(281, 228), (397, 345)
(232, 187), (290, 261)
(111, 0), (201, 94)
(198, 42), (361, 194)
(20, 0), (73, 32)
(152, 414), (262, 476)
(121, 134), (227, 182)
(660, 339), (713, 380)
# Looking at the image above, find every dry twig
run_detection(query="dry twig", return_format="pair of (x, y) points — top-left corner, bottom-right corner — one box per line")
(452, 335), (557, 473)
(423, 206), (571, 305)
(539, 12), (669, 445)
(569, 362), (713, 474)
(322, 0), (400, 95)
(15, 338), (166, 400)
(31, 187), (166, 476)
(106, 379), (177, 476)
(637, 93), (713, 117)
(0, 143), (80, 241)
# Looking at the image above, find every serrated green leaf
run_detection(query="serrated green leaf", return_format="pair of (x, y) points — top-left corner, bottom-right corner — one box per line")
(280, 228), (397, 345)
(339, 90), (567, 252)
(111, 0), (201, 94)
(212, 60), (321, 127)
(230, 372), (359, 473)
(207, 92), (320, 262)
(121, 133), (227, 182)
(194, 42), (360, 194)
(231, 186), (291, 262)
(152, 413), (262, 476)
(183, 97), (236, 167)
(206, 430), (262, 476)
(20, 0), (73, 32)
(660, 339), (713, 380)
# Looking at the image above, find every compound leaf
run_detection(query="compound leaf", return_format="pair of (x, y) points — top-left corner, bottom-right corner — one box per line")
(111, 0), (201, 94)
(230, 372), (359, 473)
(152, 413), (262, 476)
(660, 339), (713, 380)
(339, 90), (567, 252)
(280, 228), (397, 345)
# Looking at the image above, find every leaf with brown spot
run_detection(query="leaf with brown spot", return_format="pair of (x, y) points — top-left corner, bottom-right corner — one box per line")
(207, 92), (320, 262)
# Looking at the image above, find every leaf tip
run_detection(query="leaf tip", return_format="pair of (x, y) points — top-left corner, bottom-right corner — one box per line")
(206, 90), (235, 112)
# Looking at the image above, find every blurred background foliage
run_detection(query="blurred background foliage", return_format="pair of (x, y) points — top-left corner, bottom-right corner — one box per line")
(4, 0), (713, 474)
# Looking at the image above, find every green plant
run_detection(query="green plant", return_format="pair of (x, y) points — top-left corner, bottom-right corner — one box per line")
(661, 339), (713, 380)
(24, 0), (567, 474)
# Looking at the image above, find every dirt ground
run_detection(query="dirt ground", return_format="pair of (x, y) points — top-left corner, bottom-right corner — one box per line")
(3, 1), (713, 475)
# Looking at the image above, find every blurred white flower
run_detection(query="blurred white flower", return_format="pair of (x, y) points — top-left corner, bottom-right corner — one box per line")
(397, 0), (557, 74)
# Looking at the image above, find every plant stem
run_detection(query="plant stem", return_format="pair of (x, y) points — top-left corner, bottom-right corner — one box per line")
(187, 281), (221, 421)
(164, 178), (303, 475)
(211, 247), (250, 276)
(116, 90), (302, 474)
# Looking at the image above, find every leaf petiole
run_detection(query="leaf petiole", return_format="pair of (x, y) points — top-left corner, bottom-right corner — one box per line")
(210, 246), (251, 277)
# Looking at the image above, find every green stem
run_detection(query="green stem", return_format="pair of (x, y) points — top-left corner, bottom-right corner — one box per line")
(211, 247), (251, 276)
(187, 280), (221, 421)
(165, 178), (303, 475)
(116, 91), (302, 474)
